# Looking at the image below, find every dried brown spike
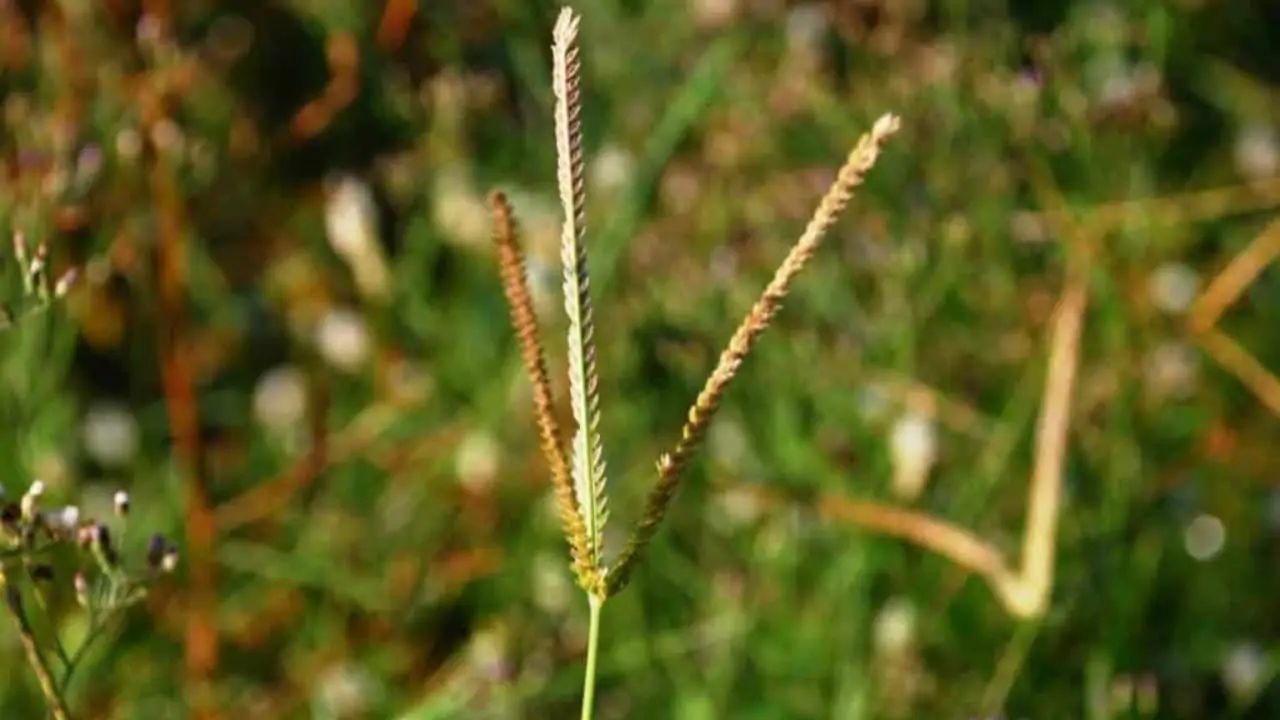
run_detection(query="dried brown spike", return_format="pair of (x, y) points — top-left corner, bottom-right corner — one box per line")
(489, 190), (603, 596)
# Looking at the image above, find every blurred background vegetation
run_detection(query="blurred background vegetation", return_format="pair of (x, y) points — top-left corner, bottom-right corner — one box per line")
(1, 0), (1279, 717)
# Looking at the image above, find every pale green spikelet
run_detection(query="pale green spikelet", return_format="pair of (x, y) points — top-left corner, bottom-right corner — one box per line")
(553, 6), (610, 578)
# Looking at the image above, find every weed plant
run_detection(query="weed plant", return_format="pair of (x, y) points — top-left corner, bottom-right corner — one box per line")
(491, 8), (900, 716)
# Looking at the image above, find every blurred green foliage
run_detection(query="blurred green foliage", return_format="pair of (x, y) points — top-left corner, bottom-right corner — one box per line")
(1, 0), (1279, 717)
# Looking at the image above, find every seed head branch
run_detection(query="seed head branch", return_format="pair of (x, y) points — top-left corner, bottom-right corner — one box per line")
(608, 114), (902, 594)
(553, 6), (611, 585)
(490, 191), (600, 592)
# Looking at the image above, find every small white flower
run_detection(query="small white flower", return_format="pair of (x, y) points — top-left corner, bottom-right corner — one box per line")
(1143, 342), (1199, 399)
(113, 490), (130, 516)
(889, 412), (937, 501)
(324, 174), (390, 301)
(252, 364), (308, 432)
(82, 401), (141, 468)
(315, 308), (372, 373)
(1222, 641), (1269, 702)
(589, 143), (635, 194)
(454, 430), (500, 492)
(1184, 513), (1225, 561)
(1234, 123), (1279, 182)
(314, 662), (376, 718)
(1147, 262), (1199, 315)
(48, 505), (80, 530)
(873, 596), (917, 656)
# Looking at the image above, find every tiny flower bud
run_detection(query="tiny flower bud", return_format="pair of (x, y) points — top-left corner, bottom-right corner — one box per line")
(74, 572), (89, 607)
(45, 505), (80, 534)
(28, 243), (46, 284)
(113, 490), (130, 517)
(324, 174), (391, 302)
(146, 533), (166, 569)
(873, 596), (917, 656)
(20, 480), (44, 520)
(888, 413), (938, 502)
(92, 523), (118, 566)
(12, 232), (28, 267)
(54, 268), (78, 298)
(161, 547), (179, 573)
(77, 522), (96, 549)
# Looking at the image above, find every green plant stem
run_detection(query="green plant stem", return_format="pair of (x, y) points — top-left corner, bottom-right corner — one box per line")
(61, 609), (108, 691)
(23, 566), (72, 671)
(580, 593), (604, 720)
(5, 584), (72, 720)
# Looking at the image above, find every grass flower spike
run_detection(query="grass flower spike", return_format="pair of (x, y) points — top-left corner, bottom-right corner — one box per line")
(490, 191), (599, 594)
(552, 7), (611, 586)
(608, 113), (901, 593)
(490, 6), (899, 717)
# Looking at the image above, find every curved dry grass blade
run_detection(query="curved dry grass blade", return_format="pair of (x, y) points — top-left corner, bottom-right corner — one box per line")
(1189, 217), (1280, 333)
(607, 114), (903, 595)
(740, 485), (1015, 590)
(727, 262), (1084, 621)
(1002, 271), (1085, 617)
(553, 6), (610, 581)
(489, 191), (599, 591)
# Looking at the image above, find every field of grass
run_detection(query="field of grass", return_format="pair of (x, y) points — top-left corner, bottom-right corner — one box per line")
(1, 1), (1279, 717)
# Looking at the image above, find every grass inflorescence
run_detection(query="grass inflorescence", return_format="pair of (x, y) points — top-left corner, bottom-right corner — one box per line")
(491, 7), (900, 715)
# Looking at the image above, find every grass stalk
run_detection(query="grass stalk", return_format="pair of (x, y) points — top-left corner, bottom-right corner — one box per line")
(5, 584), (72, 720)
(580, 594), (604, 720)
